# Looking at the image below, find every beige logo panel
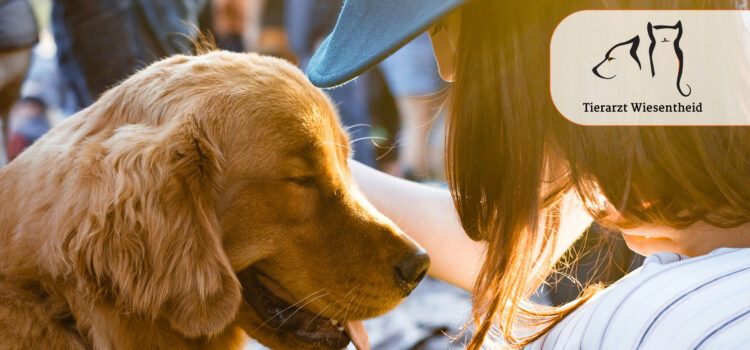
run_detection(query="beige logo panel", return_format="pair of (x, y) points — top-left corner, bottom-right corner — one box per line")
(550, 10), (750, 125)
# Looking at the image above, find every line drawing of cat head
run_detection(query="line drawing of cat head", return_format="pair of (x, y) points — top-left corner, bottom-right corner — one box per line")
(592, 35), (642, 79)
(647, 20), (692, 96)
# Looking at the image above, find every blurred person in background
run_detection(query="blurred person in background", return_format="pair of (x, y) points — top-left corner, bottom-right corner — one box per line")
(255, 0), (374, 166)
(0, 0), (38, 166)
(211, 0), (245, 52)
(51, 0), (212, 111)
(6, 96), (50, 161)
(379, 33), (445, 181)
(256, 0), (298, 63)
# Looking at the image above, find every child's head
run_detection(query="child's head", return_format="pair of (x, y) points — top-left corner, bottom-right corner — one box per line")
(537, 125), (750, 260)
(559, 125), (750, 256)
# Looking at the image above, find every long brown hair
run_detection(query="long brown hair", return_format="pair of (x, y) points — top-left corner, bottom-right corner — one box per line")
(444, 0), (745, 348)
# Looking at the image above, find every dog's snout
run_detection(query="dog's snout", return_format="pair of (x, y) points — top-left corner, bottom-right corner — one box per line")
(394, 250), (430, 291)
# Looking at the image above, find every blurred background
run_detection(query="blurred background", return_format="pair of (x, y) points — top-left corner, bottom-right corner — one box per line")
(0, 1), (643, 349)
(2, 0), (450, 182)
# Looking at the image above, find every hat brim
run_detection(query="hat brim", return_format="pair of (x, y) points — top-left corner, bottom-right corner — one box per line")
(307, 0), (466, 88)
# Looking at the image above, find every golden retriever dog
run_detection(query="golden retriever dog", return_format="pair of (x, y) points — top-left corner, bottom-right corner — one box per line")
(0, 51), (430, 350)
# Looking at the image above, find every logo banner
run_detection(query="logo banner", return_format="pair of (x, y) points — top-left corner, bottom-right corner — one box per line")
(550, 10), (750, 125)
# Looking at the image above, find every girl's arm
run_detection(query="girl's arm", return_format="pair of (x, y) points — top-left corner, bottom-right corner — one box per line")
(350, 161), (593, 292)
(350, 160), (484, 291)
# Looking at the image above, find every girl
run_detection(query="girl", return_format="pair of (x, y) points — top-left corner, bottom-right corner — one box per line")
(308, 0), (750, 348)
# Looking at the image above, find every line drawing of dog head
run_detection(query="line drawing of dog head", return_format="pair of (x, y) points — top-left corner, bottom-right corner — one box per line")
(592, 35), (643, 79)
(648, 20), (692, 96)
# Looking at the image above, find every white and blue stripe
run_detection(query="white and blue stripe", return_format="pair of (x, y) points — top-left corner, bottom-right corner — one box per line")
(527, 247), (750, 350)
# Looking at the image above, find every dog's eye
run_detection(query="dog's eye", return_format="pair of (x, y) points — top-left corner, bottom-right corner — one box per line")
(286, 176), (315, 185)
(607, 57), (616, 62)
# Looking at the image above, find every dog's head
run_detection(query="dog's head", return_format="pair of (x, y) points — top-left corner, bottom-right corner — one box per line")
(69, 52), (428, 349)
(592, 35), (642, 79)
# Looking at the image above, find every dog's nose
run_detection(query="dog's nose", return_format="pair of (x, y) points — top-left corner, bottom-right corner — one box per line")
(395, 250), (430, 289)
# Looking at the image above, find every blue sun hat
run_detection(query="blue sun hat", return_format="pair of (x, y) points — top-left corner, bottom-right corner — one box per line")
(307, 0), (467, 88)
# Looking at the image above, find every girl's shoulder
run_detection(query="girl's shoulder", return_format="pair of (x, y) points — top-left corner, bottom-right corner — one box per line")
(528, 247), (750, 350)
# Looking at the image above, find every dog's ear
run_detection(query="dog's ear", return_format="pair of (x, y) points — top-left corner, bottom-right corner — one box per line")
(73, 115), (240, 338)
(627, 35), (642, 69)
(647, 22), (655, 40)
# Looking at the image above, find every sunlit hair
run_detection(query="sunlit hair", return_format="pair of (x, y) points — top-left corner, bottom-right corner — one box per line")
(444, 0), (743, 348)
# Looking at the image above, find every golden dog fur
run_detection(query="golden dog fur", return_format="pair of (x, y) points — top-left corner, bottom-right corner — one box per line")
(0, 51), (425, 349)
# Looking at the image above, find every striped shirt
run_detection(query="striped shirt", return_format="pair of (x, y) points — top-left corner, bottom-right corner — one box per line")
(527, 247), (750, 350)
